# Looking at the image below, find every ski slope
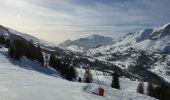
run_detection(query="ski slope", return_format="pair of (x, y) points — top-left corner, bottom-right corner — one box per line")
(0, 47), (156, 100)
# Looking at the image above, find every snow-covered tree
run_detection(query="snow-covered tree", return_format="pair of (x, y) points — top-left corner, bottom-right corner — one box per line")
(137, 81), (144, 94)
(83, 68), (93, 83)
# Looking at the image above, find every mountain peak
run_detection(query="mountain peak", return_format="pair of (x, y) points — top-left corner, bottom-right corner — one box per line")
(162, 23), (170, 30)
(134, 28), (153, 42)
(87, 34), (101, 39)
(140, 29), (153, 33)
(59, 34), (114, 52)
(151, 23), (170, 39)
(153, 22), (170, 32)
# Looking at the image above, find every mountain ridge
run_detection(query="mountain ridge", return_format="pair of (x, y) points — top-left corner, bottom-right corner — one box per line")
(86, 23), (170, 83)
(59, 34), (114, 52)
(0, 25), (57, 47)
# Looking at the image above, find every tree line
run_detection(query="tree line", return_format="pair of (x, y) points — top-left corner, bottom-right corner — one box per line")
(8, 38), (44, 66)
(0, 35), (43, 66)
(0, 35), (77, 81)
(137, 81), (170, 100)
(49, 54), (77, 80)
(110, 70), (170, 100)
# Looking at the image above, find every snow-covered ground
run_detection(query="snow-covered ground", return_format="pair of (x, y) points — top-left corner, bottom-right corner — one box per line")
(0, 47), (156, 100)
(77, 69), (148, 93)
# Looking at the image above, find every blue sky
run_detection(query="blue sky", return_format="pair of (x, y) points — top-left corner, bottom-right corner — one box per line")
(0, 0), (170, 43)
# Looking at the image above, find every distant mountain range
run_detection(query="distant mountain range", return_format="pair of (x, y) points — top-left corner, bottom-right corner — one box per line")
(1, 23), (170, 85)
(59, 34), (114, 52)
(86, 23), (170, 83)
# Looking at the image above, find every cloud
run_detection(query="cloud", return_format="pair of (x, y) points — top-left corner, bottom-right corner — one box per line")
(0, 0), (170, 42)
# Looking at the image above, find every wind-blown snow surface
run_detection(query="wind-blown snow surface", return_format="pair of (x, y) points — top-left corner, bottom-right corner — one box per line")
(0, 47), (156, 100)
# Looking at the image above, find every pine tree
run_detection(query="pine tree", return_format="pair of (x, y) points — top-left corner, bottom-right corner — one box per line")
(66, 65), (77, 80)
(49, 54), (56, 68)
(152, 86), (161, 99)
(83, 68), (93, 83)
(70, 66), (77, 79)
(111, 72), (120, 89)
(159, 85), (167, 100)
(13, 39), (27, 60)
(137, 81), (144, 94)
(26, 40), (36, 60)
(36, 44), (44, 66)
(8, 45), (15, 58)
(5, 38), (10, 48)
(147, 82), (154, 97)
(61, 63), (69, 76)
(44, 53), (48, 67)
(78, 77), (82, 82)
(0, 35), (5, 45)
(55, 58), (61, 70)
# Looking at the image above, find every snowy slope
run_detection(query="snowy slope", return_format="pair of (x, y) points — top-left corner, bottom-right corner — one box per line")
(77, 68), (147, 93)
(67, 45), (84, 53)
(0, 47), (156, 100)
(59, 34), (114, 52)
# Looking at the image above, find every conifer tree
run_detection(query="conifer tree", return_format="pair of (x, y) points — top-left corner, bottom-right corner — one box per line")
(111, 72), (120, 89)
(55, 58), (61, 70)
(36, 44), (44, 66)
(0, 35), (5, 45)
(69, 65), (77, 80)
(159, 85), (167, 100)
(83, 68), (93, 83)
(49, 54), (56, 68)
(26, 40), (36, 60)
(8, 39), (26, 59)
(13, 39), (27, 60)
(5, 38), (10, 48)
(44, 53), (48, 67)
(147, 82), (154, 97)
(8, 45), (15, 58)
(137, 81), (144, 94)
(60, 63), (68, 76)
(66, 65), (77, 80)
(78, 77), (82, 82)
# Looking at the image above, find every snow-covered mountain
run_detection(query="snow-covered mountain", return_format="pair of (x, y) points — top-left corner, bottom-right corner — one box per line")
(0, 25), (55, 47)
(86, 23), (170, 83)
(0, 46), (156, 100)
(89, 23), (170, 54)
(119, 23), (170, 52)
(59, 34), (114, 52)
(87, 23), (170, 54)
